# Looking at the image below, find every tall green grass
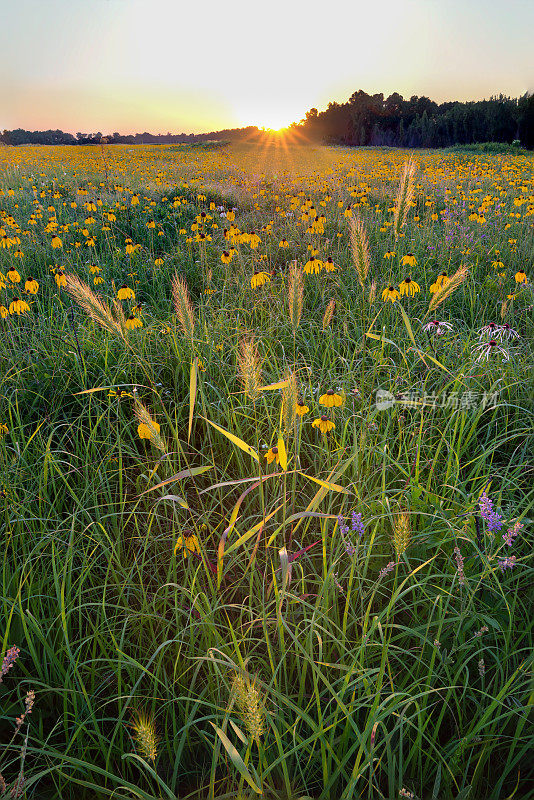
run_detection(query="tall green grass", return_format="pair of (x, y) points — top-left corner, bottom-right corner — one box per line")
(0, 144), (532, 799)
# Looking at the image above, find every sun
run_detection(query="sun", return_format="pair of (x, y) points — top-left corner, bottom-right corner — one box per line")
(260, 113), (293, 132)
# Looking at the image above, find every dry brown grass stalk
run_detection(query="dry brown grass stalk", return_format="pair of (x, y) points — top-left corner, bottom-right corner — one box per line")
(171, 272), (195, 341)
(428, 265), (469, 313)
(349, 215), (371, 287)
(65, 274), (125, 338)
(288, 262), (304, 332)
(238, 336), (262, 402)
(393, 159), (416, 240)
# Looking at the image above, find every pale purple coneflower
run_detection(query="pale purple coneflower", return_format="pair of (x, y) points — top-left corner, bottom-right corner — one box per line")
(494, 323), (519, 341)
(473, 340), (510, 363)
(423, 319), (453, 336)
(477, 322), (500, 339)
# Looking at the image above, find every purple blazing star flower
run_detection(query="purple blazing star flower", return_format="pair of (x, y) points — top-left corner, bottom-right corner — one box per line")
(503, 520), (523, 546)
(478, 492), (503, 533)
(351, 511), (365, 537)
(378, 561), (396, 580)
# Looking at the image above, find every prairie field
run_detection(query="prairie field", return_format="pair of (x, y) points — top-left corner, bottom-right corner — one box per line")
(0, 141), (533, 800)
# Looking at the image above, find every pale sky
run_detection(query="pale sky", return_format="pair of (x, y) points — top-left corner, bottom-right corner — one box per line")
(1, 0), (532, 133)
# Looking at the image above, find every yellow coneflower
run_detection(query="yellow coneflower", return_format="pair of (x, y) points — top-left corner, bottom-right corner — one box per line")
(51, 235), (62, 248)
(265, 446), (280, 464)
(6, 268), (21, 283)
(24, 277), (39, 294)
(429, 272), (450, 293)
(221, 250), (232, 264)
(0, 305), (8, 319)
(248, 231), (261, 249)
(154, 258), (164, 266)
(117, 285), (135, 300)
(399, 277), (420, 297)
(55, 270), (67, 288)
(515, 270), (527, 284)
(312, 415), (335, 433)
(296, 400), (309, 416)
(382, 286), (400, 303)
(401, 253), (417, 267)
(279, 238), (289, 248)
(174, 532), (200, 558)
(384, 250), (396, 260)
(250, 271), (270, 289)
(9, 298), (30, 315)
(319, 389), (344, 407)
(304, 256), (322, 274)
(323, 256), (336, 272)
(137, 420), (160, 440)
(125, 314), (142, 330)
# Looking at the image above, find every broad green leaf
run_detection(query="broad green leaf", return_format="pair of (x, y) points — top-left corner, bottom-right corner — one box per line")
(158, 494), (189, 509)
(188, 358), (197, 443)
(210, 723), (262, 794)
(300, 472), (351, 494)
(277, 436), (288, 471)
(140, 465), (212, 495)
(201, 417), (259, 462)
(259, 379), (290, 391)
(224, 504), (284, 557)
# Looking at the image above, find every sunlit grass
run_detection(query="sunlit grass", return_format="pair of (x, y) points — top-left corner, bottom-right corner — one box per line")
(0, 142), (532, 800)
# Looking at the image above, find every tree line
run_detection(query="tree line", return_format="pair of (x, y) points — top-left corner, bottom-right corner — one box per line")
(1, 91), (533, 148)
(0, 127), (262, 146)
(296, 91), (534, 148)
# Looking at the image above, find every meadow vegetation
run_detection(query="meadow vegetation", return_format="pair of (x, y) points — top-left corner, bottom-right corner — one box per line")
(0, 142), (533, 799)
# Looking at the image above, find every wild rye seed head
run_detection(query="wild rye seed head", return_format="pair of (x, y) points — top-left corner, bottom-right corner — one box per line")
(171, 272), (195, 341)
(349, 215), (371, 288)
(288, 261), (304, 332)
(231, 673), (265, 744)
(393, 159), (416, 240)
(238, 336), (262, 402)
